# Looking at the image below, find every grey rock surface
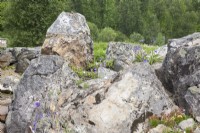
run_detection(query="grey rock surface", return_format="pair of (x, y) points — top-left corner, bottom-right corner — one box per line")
(194, 127), (200, 133)
(0, 51), (15, 68)
(155, 45), (168, 59)
(161, 32), (200, 109)
(0, 76), (20, 93)
(98, 67), (117, 79)
(178, 118), (195, 130)
(185, 86), (200, 121)
(14, 47), (41, 73)
(148, 124), (171, 133)
(6, 55), (79, 133)
(6, 61), (175, 133)
(106, 42), (137, 71)
(62, 63), (174, 133)
(41, 12), (93, 68)
(0, 122), (5, 133)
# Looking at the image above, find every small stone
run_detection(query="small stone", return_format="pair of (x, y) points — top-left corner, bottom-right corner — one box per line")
(195, 116), (200, 123)
(0, 106), (8, 122)
(148, 124), (171, 133)
(194, 127), (200, 133)
(0, 98), (12, 106)
(0, 122), (5, 133)
(98, 67), (117, 79)
(178, 118), (195, 130)
(0, 106), (8, 116)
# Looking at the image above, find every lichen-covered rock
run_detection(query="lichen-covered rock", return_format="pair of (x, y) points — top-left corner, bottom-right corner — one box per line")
(6, 57), (174, 133)
(98, 67), (117, 79)
(0, 47), (41, 73)
(15, 47), (40, 73)
(61, 63), (174, 133)
(106, 42), (136, 71)
(0, 76), (20, 93)
(0, 122), (5, 133)
(6, 55), (79, 133)
(41, 12), (93, 68)
(0, 51), (15, 68)
(161, 32), (200, 109)
(185, 86), (200, 121)
(178, 118), (195, 130)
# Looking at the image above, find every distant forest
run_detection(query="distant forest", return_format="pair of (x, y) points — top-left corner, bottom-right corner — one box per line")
(0, 0), (200, 46)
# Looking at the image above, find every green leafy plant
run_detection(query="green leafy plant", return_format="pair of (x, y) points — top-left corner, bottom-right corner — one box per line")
(86, 61), (100, 71)
(70, 65), (98, 80)
(83, 83), (89, 89)
(148, 51), (163, 65)
(75, 79), (84, 86)
(135, 50), (147, 62)
(2, 65), (15, 70)
(105, 59), (114, 69)
(93, 42), (108, 62)
(149, 109), (191, 129)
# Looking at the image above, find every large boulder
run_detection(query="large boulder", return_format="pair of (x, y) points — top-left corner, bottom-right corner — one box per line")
(106, 42), (136, 71)
(6, 55), (79, 133)
(185, 86), (200, 122)
(60, 63), (174, 133)
(41, 12), (93, 68)
(6, 59), (174, 133)
(161, 32), (200, 109)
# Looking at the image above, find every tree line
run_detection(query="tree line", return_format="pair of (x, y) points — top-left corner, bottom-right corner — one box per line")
(0, 0), (200, 47)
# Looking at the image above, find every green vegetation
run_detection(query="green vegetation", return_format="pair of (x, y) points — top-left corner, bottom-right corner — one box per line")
(93, 42), (108, 61)
(129, 32), (144, 43)
(1, 0), (200, 47)
(83, 83), (89, 89)
(148, 51), (163, 65)
(98, 27), (117, 42)
(105, 59), (114, 69)
(149, 109), (192, 132)
(70, 65), (98, 80)
(2, 65), (15, 70)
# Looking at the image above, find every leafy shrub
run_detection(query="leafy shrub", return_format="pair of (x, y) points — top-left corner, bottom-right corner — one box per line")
(115, 31), (128, 42)
(86, 61), (100, 71)
(98, 27), (117, 42)
(129, 32), (144, 43)
(105, 59), (114, 69)
(70, 65), (98, 80)
(149, 109), (191, 129)
(135, 50), (147, 62)
(87, 22), (99, 41)
(93, 42), (108, 61)
(148, 51), (163, 65)
(154, 32), (165, 46)
(133, 45), (162, 65)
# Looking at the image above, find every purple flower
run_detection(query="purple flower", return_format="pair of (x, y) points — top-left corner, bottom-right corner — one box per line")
(143, 59), (149, 63)
(94, 68), (97, 72)
(154, 50), (158, 54)
(133, 45), (142, 53)
(33, 121), (37, 131)
(39, 113), (43, 119)
(34, 101), (40, 108)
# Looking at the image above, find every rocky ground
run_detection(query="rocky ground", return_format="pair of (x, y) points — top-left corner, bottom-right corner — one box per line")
(0, 67), (20, 132)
